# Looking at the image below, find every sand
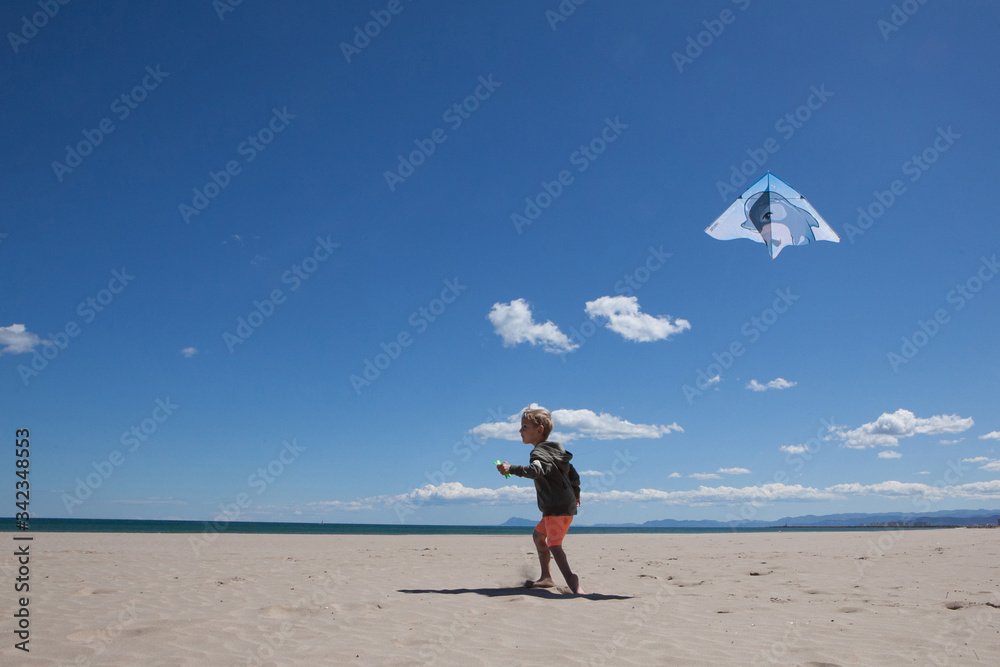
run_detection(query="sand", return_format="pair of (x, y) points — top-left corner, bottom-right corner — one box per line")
(5, 527), (999, 666)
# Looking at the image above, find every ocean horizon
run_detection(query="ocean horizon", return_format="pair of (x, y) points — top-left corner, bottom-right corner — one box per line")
(0, 517), (964, 536)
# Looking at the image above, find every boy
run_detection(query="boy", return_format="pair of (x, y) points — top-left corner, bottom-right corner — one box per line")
(497, 407), (584, 595)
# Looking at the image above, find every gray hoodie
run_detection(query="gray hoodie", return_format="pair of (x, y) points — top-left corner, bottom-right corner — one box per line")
(509, 441), (581, 516)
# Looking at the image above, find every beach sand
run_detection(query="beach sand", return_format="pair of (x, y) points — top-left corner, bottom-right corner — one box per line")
(6, 528), (999, 666)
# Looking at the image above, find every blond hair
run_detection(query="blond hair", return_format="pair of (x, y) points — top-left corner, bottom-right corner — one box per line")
(521, 407), (553, 440)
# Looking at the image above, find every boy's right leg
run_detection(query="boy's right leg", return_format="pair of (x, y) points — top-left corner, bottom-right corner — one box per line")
(529, 530), (555, 588)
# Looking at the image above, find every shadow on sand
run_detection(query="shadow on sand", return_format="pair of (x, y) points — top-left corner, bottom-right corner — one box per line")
(398, 587), (632, 601)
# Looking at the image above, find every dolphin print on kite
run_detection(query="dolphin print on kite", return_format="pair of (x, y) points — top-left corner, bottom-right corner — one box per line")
(705, 172), (839, 259)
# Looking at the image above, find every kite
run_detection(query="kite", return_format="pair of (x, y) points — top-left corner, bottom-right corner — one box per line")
(705, 172), (839, 259)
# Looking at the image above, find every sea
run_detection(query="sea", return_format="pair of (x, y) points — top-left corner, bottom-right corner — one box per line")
(0, 518), (949, 535)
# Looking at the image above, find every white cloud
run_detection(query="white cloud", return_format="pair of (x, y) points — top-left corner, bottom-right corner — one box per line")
(689, 472), (721, 480)
(838, 409), (974, 449)
(319, 477), (1000, 514)
(965, 456), (1000, 471)
(588, 482), (839, 505)
(554, 409), (683, 440)
(0, 324), (46, 355)
(470, 408), (682, 442)
(940, 438), (964, 445)
(746, 378), (797, 392)
(391, 482), (536, 508)
(718, 467), (751, 474)
(668, 472), (681, 478)
(579, 470), (603, 476)
(302, 482), (537, 512)
(780, 444), (808, 455)
(468, 420), (520, 441)
(980, 431), (1000, 441)
(488, 299), (577, 354)
(826, 480), (1000, 501)
(702, 375), (721, 388)
(180, 347), (198, 358)
(584, 296), (690, 343)
(322, 481), (817, 511)
(878, 451), (902, 459)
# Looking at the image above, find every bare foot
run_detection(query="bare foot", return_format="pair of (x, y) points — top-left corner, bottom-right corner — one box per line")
(567, 574), (585, 595)
(525, 577), (555, 588)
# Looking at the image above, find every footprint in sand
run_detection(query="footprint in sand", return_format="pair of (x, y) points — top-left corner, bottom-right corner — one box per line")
(261, 605), (312, 619)
(66, 629), (103, 642)
(67, 626), (154, 642)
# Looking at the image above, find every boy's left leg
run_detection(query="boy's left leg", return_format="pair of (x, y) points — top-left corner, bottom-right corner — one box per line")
(549, 545), (584, 595)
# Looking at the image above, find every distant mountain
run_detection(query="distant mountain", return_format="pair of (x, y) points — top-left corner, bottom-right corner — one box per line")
(499, 517), (538, 527)
(763, 509), (1000, 528)
(506, 509), (1000, 529)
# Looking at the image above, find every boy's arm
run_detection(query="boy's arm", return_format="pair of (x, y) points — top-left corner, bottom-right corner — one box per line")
(508, 452), (551, 479)
(568, 463), (581, 501)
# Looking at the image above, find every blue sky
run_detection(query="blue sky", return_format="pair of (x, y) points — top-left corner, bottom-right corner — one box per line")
(3, 0), (999, 525)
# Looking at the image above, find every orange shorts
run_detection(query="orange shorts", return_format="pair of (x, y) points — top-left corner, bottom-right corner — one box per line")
(534, 516), (573, 547)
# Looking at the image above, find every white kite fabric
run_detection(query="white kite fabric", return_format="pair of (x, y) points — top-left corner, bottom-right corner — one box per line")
(705, 172), (840, 259)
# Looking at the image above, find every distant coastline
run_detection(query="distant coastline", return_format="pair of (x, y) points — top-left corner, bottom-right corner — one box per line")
(4, 509), (1000, 535)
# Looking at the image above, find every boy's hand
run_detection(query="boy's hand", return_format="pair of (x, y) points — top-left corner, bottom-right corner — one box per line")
(497, 462), (511, 476)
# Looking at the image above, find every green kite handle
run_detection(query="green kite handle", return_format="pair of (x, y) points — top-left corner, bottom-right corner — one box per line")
(494, 460), (510, 478)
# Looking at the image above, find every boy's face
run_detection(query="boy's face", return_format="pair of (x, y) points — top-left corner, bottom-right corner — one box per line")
(519, 418), (546, 445)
